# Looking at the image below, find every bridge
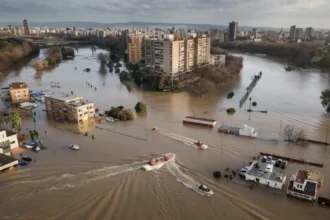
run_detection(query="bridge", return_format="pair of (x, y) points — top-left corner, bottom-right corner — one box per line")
(32, 40), (92, 48)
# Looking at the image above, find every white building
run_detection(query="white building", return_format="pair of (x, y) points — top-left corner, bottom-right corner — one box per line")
(244, 160), (286, 189)
(287, 169), (323, 201)
(0, 130), (19, 156)
(239, 124), (258, 137)
(209, 54), (226, 66)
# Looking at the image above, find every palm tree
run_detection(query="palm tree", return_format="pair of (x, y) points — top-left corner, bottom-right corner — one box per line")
(10, 111), (22, 133)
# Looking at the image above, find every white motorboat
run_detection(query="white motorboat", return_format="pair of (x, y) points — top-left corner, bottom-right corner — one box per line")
(23, 144), (34, 149)
(33, 146), (41, 152)
(195, 141), (208, 149)
(198, 185), (214, 196)
(105, 117), (115, 122)
(69, 144), (80, 150)
(142, 153), (175, 171)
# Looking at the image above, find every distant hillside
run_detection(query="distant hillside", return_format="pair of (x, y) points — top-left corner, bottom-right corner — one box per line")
(0, 38), (39, 71)
(0, 21), (275, 31)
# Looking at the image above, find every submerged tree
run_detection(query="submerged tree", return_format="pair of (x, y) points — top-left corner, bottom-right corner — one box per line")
(0, 111), (22, 133)
(320, 89), (330, 113)
(283, 125), (306, 143)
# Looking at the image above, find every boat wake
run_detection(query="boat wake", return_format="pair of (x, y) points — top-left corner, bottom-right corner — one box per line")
(12, 160), (148, 188)
(9, 156), (209, 197)
(164, 160), (210, 196)
(154, 128), (205, 149)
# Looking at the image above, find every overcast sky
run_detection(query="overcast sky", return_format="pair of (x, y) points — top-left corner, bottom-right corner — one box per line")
(1, 0), (329, 28)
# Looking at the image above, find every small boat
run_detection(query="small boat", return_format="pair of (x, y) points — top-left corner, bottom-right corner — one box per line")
(18, 161), (28, 166)
(21, 156), (32, 162)
(198, 185), (213, 196)
(195, 141), (208, 149)
(69, 144), (80, 150)
(285, 65), (294, 71)
(142, 153), (175, 171)
(105, 117), (115, 122)
(33, 146), (41, 152)
(23, 144), (34, 149)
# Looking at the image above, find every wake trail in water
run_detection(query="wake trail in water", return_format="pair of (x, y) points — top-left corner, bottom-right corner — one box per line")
(11, 160), (148, 188)
(154, 128), (200, 149)
(164, 160), (210, 196)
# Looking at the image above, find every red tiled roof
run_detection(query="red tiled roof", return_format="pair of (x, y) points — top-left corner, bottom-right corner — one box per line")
(295, 170), (307, 183)
(9, 82), (28, 89)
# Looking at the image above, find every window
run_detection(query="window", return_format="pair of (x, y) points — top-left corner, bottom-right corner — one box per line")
(10, 141), (15, 144)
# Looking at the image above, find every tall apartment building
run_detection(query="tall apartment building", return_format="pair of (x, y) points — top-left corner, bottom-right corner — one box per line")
(23, 19), (29, 35)
(194, 37), (211, 66)
(163, 40), (185, 75)
(229, 21), (238, 40)
(304, 27), (313, 40)
(184, 39), (195, 71)
(289, 25), (296, 40)
(128, 35), (142, 63)
(145, 39), (164, 72)
(295, 28), (304, 40)
(9, 82), (29, 104)
(145, 37), (210, 75)
(45, 95), (95, 122)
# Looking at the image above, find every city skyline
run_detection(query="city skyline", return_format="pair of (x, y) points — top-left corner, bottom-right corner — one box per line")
(0, 0), (329, 29)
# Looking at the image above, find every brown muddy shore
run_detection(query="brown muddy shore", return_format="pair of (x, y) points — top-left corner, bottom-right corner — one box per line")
(0, 38), (39, 72)
(0, 48), (330, 220)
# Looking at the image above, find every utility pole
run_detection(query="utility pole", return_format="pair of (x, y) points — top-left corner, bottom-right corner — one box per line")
(326, 128), (328, 144)
(221, 116), (223, 154)
(248, 97), (252, 120)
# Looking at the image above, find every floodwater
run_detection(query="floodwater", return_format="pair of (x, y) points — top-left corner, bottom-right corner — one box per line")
(0, 48), (330, 220)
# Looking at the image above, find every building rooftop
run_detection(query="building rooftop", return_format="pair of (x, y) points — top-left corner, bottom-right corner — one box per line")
(246, 161), (286, 183)
(45, 94), (93, 107)
(45, 94), (83, 103)
(0, 153), (17, 167)
(68, 99), (93, 107)
(5, 130), (17, 137)
(295, 170), (308, 183)
(9, 82), (28, 89)
(294, 169), (323, 186)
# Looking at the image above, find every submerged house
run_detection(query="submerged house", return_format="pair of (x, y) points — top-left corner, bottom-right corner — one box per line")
(287, 169), (323, 201)
(0, 130), (19, 156)
(45, 95), (95, 122)
(244, 160), (286, 189)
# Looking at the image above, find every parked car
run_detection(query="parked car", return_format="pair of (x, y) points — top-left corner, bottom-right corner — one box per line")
(21, 156), (32, 162)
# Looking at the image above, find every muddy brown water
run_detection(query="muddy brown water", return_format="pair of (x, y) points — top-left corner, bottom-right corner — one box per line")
(0, 48), (330, 220)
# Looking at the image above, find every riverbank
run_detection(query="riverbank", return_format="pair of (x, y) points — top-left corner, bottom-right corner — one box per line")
(213, 41), (330, 72)
(0, 38), (39, 72)
(187, 54), (243, 97)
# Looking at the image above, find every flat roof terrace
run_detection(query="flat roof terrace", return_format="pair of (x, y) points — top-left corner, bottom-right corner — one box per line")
(68, 99), (93, 107)
(247, 163), (285, 183)
(45, 94), (83, 102)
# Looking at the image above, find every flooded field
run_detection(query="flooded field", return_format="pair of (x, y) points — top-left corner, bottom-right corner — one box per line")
(0, 48), (330, 219)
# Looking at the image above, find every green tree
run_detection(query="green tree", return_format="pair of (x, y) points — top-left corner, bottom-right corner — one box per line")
(135, 102), (147, 113)
(10, 111), (22, 133)
(0, 111), (22, 133)
(320, 89), (330, 113)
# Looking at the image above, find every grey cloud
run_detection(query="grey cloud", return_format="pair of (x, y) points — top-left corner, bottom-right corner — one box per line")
(0, 0), (328, 28)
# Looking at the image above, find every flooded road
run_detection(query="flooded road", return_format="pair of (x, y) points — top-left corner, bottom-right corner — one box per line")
(0, 48), (330, 219)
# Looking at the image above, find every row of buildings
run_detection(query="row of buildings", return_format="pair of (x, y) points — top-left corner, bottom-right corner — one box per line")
(1, 82), (95, 123)
(242, 156), (323, 202)
(289, 25), (314, 41)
